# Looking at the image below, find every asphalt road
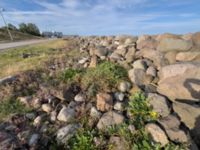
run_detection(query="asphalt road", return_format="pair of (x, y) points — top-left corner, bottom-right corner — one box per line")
(0, 39), (56, 51)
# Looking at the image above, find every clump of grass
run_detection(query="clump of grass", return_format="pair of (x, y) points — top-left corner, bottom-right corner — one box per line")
(128, 92), (158, 128)
(0, 98), (32, 120)
(81, 61), (128, 94)
(68, 128), (97, 150)
(60, 68), (82, 83)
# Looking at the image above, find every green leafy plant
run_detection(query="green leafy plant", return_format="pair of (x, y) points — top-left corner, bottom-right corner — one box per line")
(81, 61), (128, 94)
(128, 92), (158, 128)
(68, 128), (97, 150)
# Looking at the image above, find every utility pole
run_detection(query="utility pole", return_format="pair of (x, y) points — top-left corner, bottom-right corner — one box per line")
(0, 8), (13, 41)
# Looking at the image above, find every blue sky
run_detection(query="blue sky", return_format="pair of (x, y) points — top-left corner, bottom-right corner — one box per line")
(0, 0), (200, 35)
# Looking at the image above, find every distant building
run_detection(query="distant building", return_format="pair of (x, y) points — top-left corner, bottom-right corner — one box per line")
(42, 31), (63, 38)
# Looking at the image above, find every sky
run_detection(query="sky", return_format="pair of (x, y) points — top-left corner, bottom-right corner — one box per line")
(0, 0), (200, 35)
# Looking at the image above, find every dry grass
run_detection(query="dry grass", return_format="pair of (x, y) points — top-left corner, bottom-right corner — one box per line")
(0, 39), (67, 78)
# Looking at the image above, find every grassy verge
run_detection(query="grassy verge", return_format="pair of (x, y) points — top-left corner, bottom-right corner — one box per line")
(0, 39), (66, 78)
(0, 28), (41, 42)
(0, 97), (32, 121)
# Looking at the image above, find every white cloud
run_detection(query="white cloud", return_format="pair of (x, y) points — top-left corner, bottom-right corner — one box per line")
(0, 0), (199, 35)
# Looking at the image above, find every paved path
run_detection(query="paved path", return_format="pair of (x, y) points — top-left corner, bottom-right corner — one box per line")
(0, 39), (56, 51)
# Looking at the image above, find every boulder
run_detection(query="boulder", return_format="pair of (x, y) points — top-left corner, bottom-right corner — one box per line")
(114, 92), (125, 101)
(173, 102), (200, 130)
(159, 115), (188, 143)
(113, 102), (124, 111)
(56, 124), (79, 144)
(147, 93), (170, 117)
(29, 134), (40, 146)
(125, 47), (136, 63)
(156, 33), (181, 41)
(74, 93), (86, 102)
(125, 37), (137, 45)
(41, 104), (52, 113)
(176, 51), (200, 62)
(173, 102), (200, 146)
(146, 66), (157, 77)
(128, 68), (153, 87)
(157, 62), (200, 102)
(90, 107), (102, 119)
(137, 49), (168, 69)
(115, 45), (128, 56)
(157, 38), (193, 52)
(78, 57), (89, 64)
(192, 32), (200, 48)
(118, 81), (131, 92)
(96, 93), (113, 112)
(132, 59), (147, 70)
(57, 106), (75, 122)
(97, 111), (125, 129)
(164, 51), (177, 64)
(110, 52), (123, 61)
(94, 46), (108, 57)
(137, 35), (157, 50)
(145, 123), (169, 147)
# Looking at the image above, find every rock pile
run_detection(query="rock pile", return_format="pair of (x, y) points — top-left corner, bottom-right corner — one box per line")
(0, 32), (200, 149)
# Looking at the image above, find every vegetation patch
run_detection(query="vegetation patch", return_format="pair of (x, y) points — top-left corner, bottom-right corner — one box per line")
(0, 40), (66, 78)
(81, 61), (128, 94)
(128, 92), (158, 128)
(60, 68), (82, 83)
(0, 98), (32, 121)
(68, 128), (97, 150)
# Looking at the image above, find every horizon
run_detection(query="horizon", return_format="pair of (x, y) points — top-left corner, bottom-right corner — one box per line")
(0, 0), (200, 35)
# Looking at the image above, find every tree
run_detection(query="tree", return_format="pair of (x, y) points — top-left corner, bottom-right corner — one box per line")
(19, 23), (27, 33)
(7, 23), (17, 30)
(26, 23), (40, 36)
(19, 23), (40, 36)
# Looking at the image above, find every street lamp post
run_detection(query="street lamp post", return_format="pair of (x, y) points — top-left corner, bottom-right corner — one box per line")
(0, 8), (13, 41)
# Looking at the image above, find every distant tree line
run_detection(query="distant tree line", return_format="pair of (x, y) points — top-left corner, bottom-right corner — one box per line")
(0, 23), (41, 36)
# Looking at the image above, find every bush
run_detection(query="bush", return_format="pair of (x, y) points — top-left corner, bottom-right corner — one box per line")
(19, 23), (40, 36)
(81, 61), (128, 95)
(128, 92), (158, 128)
(68, 129), (96, 150)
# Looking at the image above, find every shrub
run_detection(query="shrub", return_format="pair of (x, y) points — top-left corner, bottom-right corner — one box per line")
(68, 128), (96, 150)
(128, 92), (158, 128)
(81, 61), (128, 94)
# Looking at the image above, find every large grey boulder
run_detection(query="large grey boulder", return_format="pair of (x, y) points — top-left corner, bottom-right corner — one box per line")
(173, 102), (200, 146)
(157, 38), (193, 52)
(147, 93), (170, 117)
(137, 35), (157, 50)
(97, 111), (124, 130)
(128, 68), (152, 87)
(159, 115), (188, 143)
(145, 123), (169, 147)
(136, 49), (168, 69)
(125, 47), (136, 63)
(173, 102), (200, 130)
(56, 124), (79, 144)
(57, 106), (76, 122)
(94, 46), (108, 57)
(157, 62), (200, 102)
